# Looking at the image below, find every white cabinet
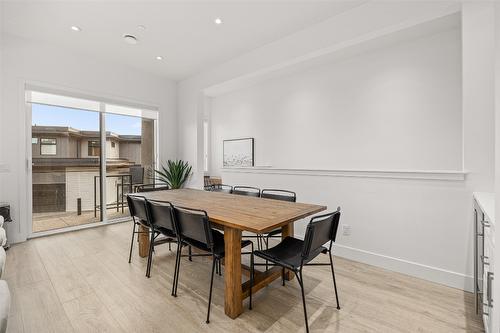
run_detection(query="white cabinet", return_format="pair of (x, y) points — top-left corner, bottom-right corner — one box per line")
(474, 192), (495, 333)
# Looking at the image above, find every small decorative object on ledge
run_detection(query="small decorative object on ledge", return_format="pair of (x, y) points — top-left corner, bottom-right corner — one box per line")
(223, 138), (254, 167)
(0, 204), (12, 223)
(0, 203), (11, 250)
(154, 160), (192, 189)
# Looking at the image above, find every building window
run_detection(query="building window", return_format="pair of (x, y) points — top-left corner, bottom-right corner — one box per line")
(111, 141), (116, 148)
(88, 140), (101, 157)
(32, 138), (38, 144)
(40, 138), (57, 155)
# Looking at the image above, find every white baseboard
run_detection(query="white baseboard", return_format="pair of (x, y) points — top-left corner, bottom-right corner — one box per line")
(333, 243), (473, 292)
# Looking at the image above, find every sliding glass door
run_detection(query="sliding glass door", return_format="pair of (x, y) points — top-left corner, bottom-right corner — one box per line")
(27, 89), (158, 234)
(31, 103), (103, 232)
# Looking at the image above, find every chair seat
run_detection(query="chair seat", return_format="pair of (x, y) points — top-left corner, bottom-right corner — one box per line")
(184, 230), (252, 258)
(253, 236), (327, 271)
(155, 226), (176, 239)
(265, 228), (281, 237)
(137, 219), (150, 228)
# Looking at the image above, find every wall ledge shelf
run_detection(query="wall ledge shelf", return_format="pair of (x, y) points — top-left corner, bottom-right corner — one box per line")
(221, 167), (467, 181)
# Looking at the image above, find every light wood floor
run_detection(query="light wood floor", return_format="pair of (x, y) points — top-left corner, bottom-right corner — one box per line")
(4, 222), (483, 333)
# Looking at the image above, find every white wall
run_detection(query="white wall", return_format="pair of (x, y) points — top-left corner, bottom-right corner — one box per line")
(211, 28), (462, 172)
(177, 2), (495, 291)
(178, 1), (460, 186)
(0, 34), (177, 243)
(0, 2), (5, 197)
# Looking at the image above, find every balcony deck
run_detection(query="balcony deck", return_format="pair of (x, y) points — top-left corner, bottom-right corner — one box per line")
(32, 209), (130, 233)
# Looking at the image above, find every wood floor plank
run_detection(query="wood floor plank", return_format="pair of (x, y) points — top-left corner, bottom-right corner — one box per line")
(62, 293), (124, 333)
(12, 280), (74, 333)
(34, 236), (94, 303)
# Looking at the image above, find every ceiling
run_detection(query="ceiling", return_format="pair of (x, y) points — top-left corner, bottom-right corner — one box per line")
(2, 1), (365, 80)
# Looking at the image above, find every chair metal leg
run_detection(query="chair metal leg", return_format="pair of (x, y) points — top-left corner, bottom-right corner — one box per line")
(282, 267), (285, 286)
(169, 242), (171, 251)
(172, 242), (182, 296)
(128, 222), (136, 263)
(206, 256), (217, 324)
(146, 228), (155, 278)
(188, 245), (192, 261)
(173, 243), (183, 297)
(249, 242), (254, 310)
(329, 252), (341, 310)
(297, 270), (309, 333)
(218, 258), (222, 276)
(265, 235), (270, 271)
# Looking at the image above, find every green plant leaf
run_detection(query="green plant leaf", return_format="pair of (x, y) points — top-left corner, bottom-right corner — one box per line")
(153, 160), (192, 189)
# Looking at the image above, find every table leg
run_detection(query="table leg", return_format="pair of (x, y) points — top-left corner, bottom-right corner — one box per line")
(224, 227), (243, 319)
(138, 224), (150, 258)
(281, 222), (295, 280)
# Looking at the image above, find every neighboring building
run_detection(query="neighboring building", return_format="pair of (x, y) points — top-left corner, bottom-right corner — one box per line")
(31, 126), (144, 214)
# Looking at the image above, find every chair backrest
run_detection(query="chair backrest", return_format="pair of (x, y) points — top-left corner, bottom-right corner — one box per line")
(130, 165), (144, 185)
(173, 206), (214, 250)
(261, 189), (296, 202)
(146, 200), (176, 234)
(136, 184), (169, 192)
(126, 195), (149, 223)
(232, 186), (260, 197)
(301, 209), (341, 261)
(212, 184), (233, 194)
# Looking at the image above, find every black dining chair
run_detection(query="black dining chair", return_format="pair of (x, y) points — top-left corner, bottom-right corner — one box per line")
(249, 209), (341, 333)
(172, 206), (254, 324)
(126, 195), (184, 278)
(210, 184), (233, 193)
(259, 189), (296, 267)
(126, 195), (153, 275)
(232, 186), (260, 197)
(144, 199), (179, 278)
(136, 184), (169, 192)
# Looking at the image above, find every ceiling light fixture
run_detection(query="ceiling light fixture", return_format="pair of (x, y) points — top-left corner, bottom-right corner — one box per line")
(214, 18), (223, 25)
(138, 25), (146, 30)
(123, 34), (138, 45)
(156, 56), (163, 60)
(71, 26), (81, 32)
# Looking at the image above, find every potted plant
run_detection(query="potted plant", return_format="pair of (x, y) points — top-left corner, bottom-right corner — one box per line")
(154, 160), (192, 189)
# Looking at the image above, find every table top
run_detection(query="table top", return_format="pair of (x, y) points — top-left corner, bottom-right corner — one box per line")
(133, 188), (326, 233)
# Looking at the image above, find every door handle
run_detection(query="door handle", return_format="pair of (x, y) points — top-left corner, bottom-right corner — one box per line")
(487, 272), (494, 307)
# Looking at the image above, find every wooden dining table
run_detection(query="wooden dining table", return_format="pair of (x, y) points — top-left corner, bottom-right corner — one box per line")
(134, 188), (326, 319)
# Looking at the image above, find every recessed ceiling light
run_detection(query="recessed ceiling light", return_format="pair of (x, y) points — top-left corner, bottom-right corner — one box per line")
(71, 26), (81, 32)
(123, 34), (138, 45)
(138, 25), (146, 30)
(156, 56), (163, 60)
(214, 18), (223, 25)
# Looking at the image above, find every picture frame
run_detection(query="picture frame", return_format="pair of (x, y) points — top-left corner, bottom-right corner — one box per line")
(223, 138), (254, 167)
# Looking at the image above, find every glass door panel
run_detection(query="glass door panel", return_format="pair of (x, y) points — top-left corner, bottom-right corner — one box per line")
(31, 103), (102, 232)
(104, 112), (156, 221)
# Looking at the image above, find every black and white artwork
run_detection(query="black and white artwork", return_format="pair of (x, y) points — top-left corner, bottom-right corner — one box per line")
(223, 138), (254, 167)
